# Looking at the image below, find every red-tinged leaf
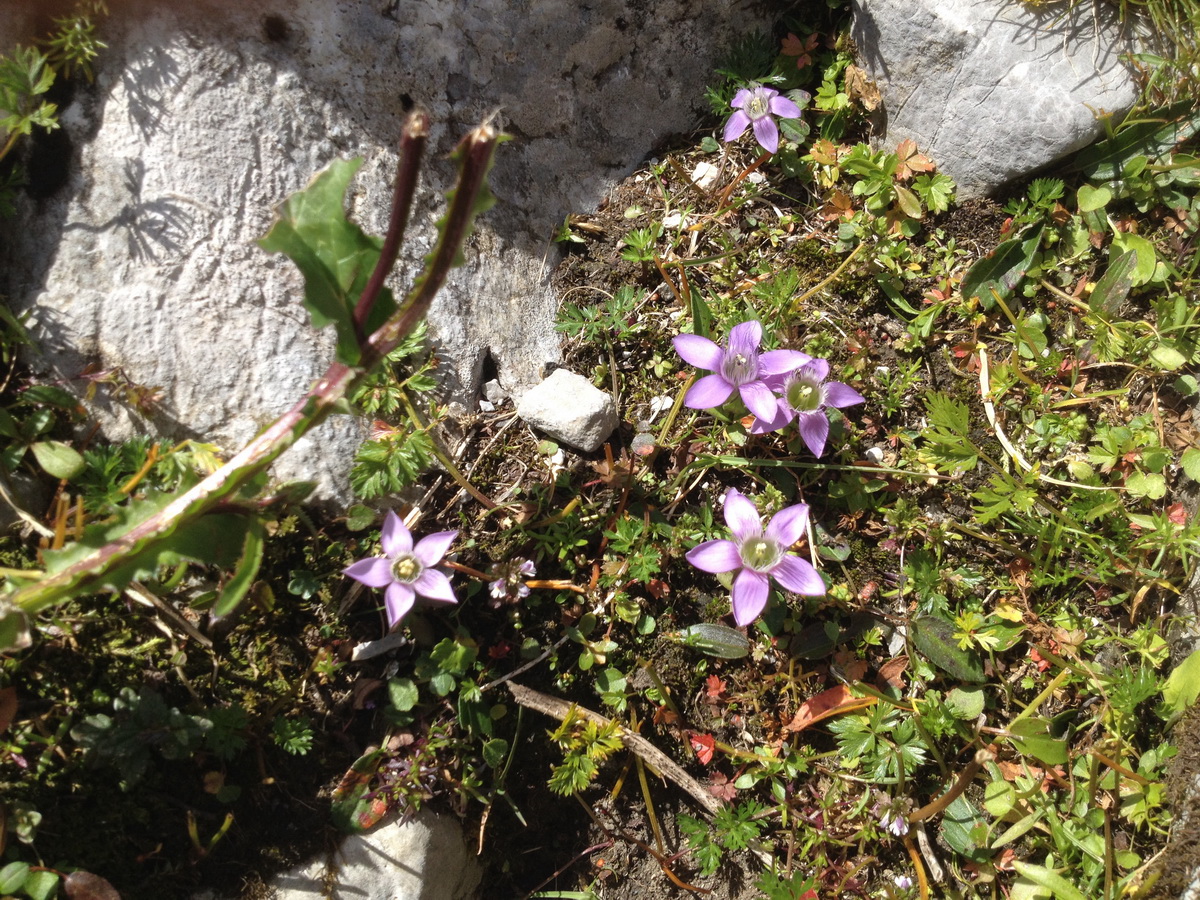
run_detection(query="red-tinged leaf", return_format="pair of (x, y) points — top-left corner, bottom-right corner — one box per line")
(996, 760), (1062, 792)
(689, 732), (715, 765)
(63, 871), (122, 900)
(708, 771), (738, 802)
(895, 139), (935, 180)
(647, 578), (670, 599)
(653, 705), (679, 727)
(784, 684), (876, 733)
(876, 656), (908, 691)
(705, 674), (727, 701)
(1168, 502), (1188, 525)
(781, 32), (806, 55)
(0, 686), (16, 735)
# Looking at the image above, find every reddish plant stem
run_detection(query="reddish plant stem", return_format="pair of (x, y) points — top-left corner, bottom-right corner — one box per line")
(352, 110), (430, 339)
(13, 118), (503, 615)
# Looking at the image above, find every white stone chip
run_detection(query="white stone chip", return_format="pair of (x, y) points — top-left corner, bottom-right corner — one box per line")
(516, 369), (618, 453)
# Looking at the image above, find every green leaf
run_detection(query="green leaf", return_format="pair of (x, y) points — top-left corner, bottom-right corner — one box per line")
(909, 615), (986, 683)
(1110, 233), (1157, 285)
(21, 869), (59, 900)
(961, 225), (1042, 310)
(1076, 184), (1111, 212)
(946, 685), (986, 720)
(938, 794), (990, 861)
(1163, 648), (1200, 715)
(29, 439), (85, 480)
(671, 623), (750, 659)
(1009, 717), (1069, 766)
(258, 158), (395, 365)
(482, 738), (509, 768)
(984, 779), (1016, 818)
(387, 677), (419, 712)
(0, 598), (32, 652)
(1182, 448), (1200, 481)
(1075, 100), (1200, 180)
(1150, 343), (1188, 370)
(330, 748), (386, 832)
(212, 517), (264, 619)
(1010, 860), (1088, 900)
(1088, 249), (1136, 317)
(0, 862), (29, 894)
(1124, 471), (1166, 500)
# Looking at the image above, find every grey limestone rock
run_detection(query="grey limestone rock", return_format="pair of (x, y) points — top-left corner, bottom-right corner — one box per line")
(852, 0), (1144, 199)
(516, 368), (618, 453)
(0, 0), (774, 503)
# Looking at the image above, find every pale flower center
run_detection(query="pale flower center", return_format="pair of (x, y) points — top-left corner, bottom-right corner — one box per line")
(786, 376), (823, 412)
(740, 536), (782, 572)
(747, 93), (771, 120)
(721, 351), (757, 386)
(392, 555), (422, 584)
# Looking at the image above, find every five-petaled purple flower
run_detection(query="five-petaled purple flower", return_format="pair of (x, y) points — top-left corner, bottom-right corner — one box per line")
(723, 84), (804, 155)
(673, 321), (810, 422)
(752, 359), (864, 457)
(344, 511), (458, 628)
(686, 488), (825, 626)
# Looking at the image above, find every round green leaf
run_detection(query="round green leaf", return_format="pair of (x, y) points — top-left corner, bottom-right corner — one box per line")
(29, 440), (85, 480)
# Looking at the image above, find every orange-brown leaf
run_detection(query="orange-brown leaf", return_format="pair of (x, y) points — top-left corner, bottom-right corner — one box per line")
(784, 684), (876, 733)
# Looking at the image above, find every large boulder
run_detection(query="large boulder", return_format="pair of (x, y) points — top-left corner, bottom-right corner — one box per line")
(1, 0), (776, 502)
(852, 0), (1144, 199)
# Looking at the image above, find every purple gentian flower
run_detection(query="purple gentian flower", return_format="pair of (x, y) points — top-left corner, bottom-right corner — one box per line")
(685, 488), (825, 626)
(673, 321), (809, 421)
(344, 511), (458, 628)
(880, 809), (910, 837)
(752, 358), (864, 456)
(723, 84), (804, 155)
(489, 559), (536, 602)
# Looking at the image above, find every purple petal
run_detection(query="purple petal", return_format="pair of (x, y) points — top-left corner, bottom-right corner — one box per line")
(824, 381), (865, 409)
(749, 404), (793, 434)
(771, 555), (826, 596)
(759, 349), (811, 375)
(730, 88), (753, 110)
(413, 530), (457, 567)
(413, 567), (458, 604)
(796, 410), (830, 457)
(722, 489), (762, 542)
(380, 511), (413, 557)
(731, 569), (770, 626)
(344, 557), (394, 589)
(802, 358), (830, 382)
(765, 503), (809, 548)
(384, 582), (416, 627)
(751, 116), (780, 154)
(686, 539), (742, 573)
(723, 110), (751, 143)
(740, 379), (781, 421)
(728, 320), (763, 355)
(673, 334), (725, 371)
(769, 96), (803, 119)
(684, 373), (735, 410)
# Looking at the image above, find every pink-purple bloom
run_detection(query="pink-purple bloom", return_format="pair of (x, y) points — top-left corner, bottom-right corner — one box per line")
(344, 511), (458, 628)
(489, 559), (536, 603)
(723, 84), (804, 155)
(751, 359), (864, 457)
(685, 488), (825, 626)
(673, 321), (810, 421)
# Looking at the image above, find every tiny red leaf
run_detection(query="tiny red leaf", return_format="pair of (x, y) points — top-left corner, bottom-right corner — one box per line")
(689, 732), (715, 765)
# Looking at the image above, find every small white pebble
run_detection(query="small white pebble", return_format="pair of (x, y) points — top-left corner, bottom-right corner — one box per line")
(691, 161), (719, 191)
(865, 446), (884, 464)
